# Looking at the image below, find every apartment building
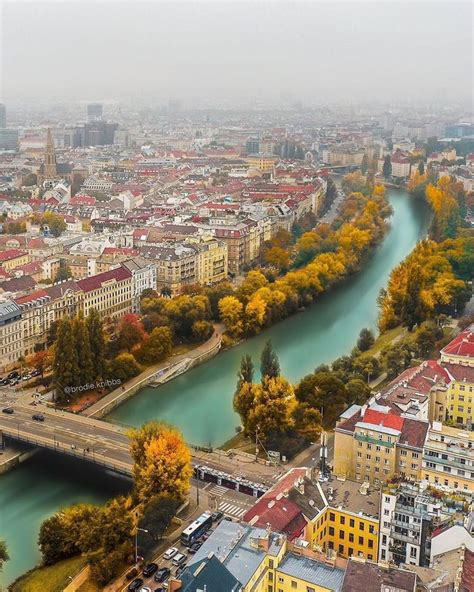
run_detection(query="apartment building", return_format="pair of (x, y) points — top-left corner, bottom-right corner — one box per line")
(122, 257), (157, 313)
(422, 422), (474, 493)
(244, 469), (380, 563)
(334, 403), (429, 485)
(245, 153), (278, 176)
(0, 300), (23, 370)
(192, 237), (228, 286)
(140, 244), (198, 295)
(176, 520), (347, 592)
(77, 266), (133, 320)
(0, 249), (30, 271)
(379, 481), (469, 568)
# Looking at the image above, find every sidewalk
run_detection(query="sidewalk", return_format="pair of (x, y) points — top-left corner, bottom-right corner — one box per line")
(84, 324), (224, 419)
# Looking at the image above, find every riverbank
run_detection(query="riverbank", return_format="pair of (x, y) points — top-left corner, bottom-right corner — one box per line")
(0, 188), (432, 587)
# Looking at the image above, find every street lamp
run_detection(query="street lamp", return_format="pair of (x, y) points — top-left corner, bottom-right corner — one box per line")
(135, 527), (148, 564)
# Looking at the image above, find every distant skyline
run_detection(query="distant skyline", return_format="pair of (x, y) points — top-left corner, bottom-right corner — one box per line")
(1, 1), (472, 107)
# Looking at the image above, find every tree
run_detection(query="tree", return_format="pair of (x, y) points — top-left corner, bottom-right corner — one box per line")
(263, 246), (290, 271)
(295, 371), (348, 429)
(401, 264), (425, 330)
(29, 349), (51, 377)
(0, 540), (8, 571)
(357, 328), (375, 352)
(191, 319), (213, 342)
(137, 326), (173, 364)
(361, 153), (369, 175)
(236, 354), (254, 391)
(44, 211), (67, 237)
(418, 161), (425, 175)
(74, 316), (94, 386)
(382, 155), (392, 178)
(108, 353), (141, 382)
(218, 295), (244, 338)
(115, 314), (146, 353)
(139, 494), (181, 544)
(54, 264), (72, 283)
(346, 378), (371, 405)
(53, 318), (79, 399)
(234, 381), (259, 430)
(129, 421), (192, 503)
(86, 309), (106, 381)
(38, 514), (76, 565)
(292, 402), (322, 442)
(260, 340), (280, 380)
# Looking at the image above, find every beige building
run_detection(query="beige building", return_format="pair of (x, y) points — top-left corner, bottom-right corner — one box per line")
(422, 422), (474, 493)
(334, 403), (429, 486)
(77, 266), (133, 320)
(246, 153), (278, 176)
(0, 249), (30, 271)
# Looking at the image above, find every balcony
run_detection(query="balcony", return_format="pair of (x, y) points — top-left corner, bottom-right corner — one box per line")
(355, 433), (395, 448)
(423, 454), (472, 471)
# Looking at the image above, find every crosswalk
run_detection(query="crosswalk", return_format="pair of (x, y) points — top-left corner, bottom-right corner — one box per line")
(218, 501), (247, 519)
(206, 484), (229, 497)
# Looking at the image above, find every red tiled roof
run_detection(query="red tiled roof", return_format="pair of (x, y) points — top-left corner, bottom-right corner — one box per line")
(443, 363), (474, 383)
(441, 325), (474, 359)
(362, 409), (405, 431)
(399, 417), (429, 449)
(15, 289), (49, 305)
(0, 249), (28, 261)
(102, 247), (139, 256)
(461, 548), (474, 592)
(77, 266), (132, 293)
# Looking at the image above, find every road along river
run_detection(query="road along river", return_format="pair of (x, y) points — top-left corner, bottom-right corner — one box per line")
(0, 188), (431, 586)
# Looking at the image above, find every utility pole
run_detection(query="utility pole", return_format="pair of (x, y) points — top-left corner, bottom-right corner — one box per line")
(196, 467), (200, 507)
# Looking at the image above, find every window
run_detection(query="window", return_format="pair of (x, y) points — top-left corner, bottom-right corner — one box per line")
(368, 540), (374, 549)
(349, 547), (354, 556)
(269, 560), (274, 569)
(339, 544), (344, 554)
(291, 582), (297, 589)
(329, 512), (335, 522)
(359, 536), (364, 545)
(340, 516), (345, 525)
(268, 586), (273, 592)
(410, 547), (417, 558)
(359, 522), (365, 531)
(339, 530), (345, 539)
(329, 527), (335, 536)
(349, 533), (354, 542)
(369, 525), (375, 534)
(368, 554), (373, 560)
(350, 519), (355, 528)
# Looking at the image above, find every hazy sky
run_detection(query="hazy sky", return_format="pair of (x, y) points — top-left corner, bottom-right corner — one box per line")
(1, 1), (472, 106)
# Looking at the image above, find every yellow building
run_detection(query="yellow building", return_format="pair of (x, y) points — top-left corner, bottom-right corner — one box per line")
(189, 237), (228, 286)
(422, 422), (474, 493)
(168, 521), (347, 592)
(0, 249), (30, 271)
(246, 153), (278, 176)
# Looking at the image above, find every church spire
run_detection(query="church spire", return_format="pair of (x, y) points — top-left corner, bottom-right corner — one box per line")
(44, 127), (57, 180)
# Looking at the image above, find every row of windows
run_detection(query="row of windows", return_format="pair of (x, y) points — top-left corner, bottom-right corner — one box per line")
(328, 513), (376, 533)
(327, 526), (375, 546)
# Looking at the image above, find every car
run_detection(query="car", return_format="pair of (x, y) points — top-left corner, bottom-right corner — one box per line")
(32, 413), (45, 422)
(175, 565), (186, 577)
(7, 371), (19, 380)
(139, 588), (152, 592)
(211, 511), (223, 522)
(0, 378), (9, 386)
(127, 578), (144, 592)
(188, 541), (202, 554)
(154, 588), (166, 592)
(162, 547), (178, 560)
(30, 369), (41, 377)
(126, 568), (139, 581)
(9, 378), (19, 386)
(154, 567), (171, 583)
(2, 407), (14, 414)
(22, 374), (31, 381)
(224, 516), (233, 521)
(172, 552), (186, 567)
(142, 563), (158, 577)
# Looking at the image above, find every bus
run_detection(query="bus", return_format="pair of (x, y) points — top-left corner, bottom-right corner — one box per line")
(180, 511), (213, 546)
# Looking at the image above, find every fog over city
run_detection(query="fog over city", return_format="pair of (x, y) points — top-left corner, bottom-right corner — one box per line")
(1, 1), (472, 107)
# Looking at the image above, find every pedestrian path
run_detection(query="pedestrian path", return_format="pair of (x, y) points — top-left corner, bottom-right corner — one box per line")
(218, 501), (247, 519)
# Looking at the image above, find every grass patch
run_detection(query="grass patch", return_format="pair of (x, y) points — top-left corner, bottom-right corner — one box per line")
(76, 581), (101, 592)
(9, 556), (86, 592)
(364, 326), (406, 357)
(220, 430), (251, 452)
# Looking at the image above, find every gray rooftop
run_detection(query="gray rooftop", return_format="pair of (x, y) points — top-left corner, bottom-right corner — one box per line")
(278, 553), (345, 591)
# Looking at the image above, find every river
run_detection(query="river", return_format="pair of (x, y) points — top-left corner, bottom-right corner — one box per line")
(0, 188), (430, 586)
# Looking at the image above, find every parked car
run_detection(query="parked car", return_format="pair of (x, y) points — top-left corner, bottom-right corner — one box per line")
(211, 511), (223, 522)
(22, 374), (31, 381)
(142, 563), (158, 577)
(188, 541), (202, 554)
(172, 552), (186, 567)
(128, 578), (144, 592)
(7, 371), (19, 380)
(32, 414), (45, 422)
(175, 565), (186, 578)
(154, 567), (171, 583)
(30, 369), (41, 377)
(139, 587), (152, 592)
(2, 407), (14, 414)
(163, 547), (178, 560)
(126, 568), (139, 581)
(9, 378), (19, 386)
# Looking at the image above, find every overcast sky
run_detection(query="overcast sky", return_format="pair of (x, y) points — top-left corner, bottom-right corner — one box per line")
(1, 1), (472, 106)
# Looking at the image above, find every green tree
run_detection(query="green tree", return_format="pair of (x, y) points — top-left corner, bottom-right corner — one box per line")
(401, 264), (425, 330)
(418, 161), (425, 175)
(0, 540), (9, 571)
(357, 327), (375, 352)
(38, 514), (76, 565)
(54, 264), (72, 283)
(295, 371), (348, 429)
(53, 318), (79, 399)
(138, 494), (180, 544)
(86, 309), (106, 380)
(108, 353), (141, 382)
(260, 340), (280, 380)
(237, 354), (254, 392)
(292, 402), (322, 442)
(361, 153), (369, 175)
(74, 316), (94, 386)
(382, 155), (392, 178)
(234, 381), (259, 430)
(346, 378), (371, 405)
(137, 326), (173, 364)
